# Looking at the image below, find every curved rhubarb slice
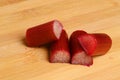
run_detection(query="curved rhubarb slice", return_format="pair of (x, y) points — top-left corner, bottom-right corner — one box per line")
(26, 20), (63, 47)
(78, 33), (112, 56)
(50, 30), (70, 63)
(70, 30), (93, 66)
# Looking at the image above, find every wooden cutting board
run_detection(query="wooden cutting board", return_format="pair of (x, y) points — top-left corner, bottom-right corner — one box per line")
(0, 0), (120, 80)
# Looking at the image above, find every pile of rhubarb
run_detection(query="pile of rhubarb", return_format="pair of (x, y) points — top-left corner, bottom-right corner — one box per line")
(26, 20), (112, 66)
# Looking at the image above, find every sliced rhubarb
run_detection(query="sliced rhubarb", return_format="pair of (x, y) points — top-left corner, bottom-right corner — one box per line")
(78, 33), (112, 56)
(26, 20), (63, 47)
(50, 30), (70, 63)
(70, 30), (93, 66)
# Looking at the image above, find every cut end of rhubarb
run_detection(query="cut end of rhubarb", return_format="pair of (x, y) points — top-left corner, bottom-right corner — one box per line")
(53, 20), (63, 39)
(50, 51), (70, 63)
(71, 51), (93, 66)
(78, 34), (97, 56)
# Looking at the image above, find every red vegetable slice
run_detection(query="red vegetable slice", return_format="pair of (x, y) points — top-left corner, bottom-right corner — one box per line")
(70, 30), (93, 66)
(26, 20), (63, 47)
(78, 33), (112, 56)
(50, 30), (70, 63)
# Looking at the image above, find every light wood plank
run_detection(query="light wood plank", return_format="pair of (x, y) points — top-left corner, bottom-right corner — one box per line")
(0, 0), (120, 80)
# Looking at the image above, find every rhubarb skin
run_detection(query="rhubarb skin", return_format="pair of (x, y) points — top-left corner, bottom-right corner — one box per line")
(26, 20), (63, 47)
(78, 33), (112, 56)
(70, 30), (93, 66)
(50, 30), (70, 63)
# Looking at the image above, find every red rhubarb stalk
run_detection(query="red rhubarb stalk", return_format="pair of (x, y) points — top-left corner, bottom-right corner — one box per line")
(70, 30), (93, 66)
(78, 33), (112, 56)
(26, 20), (63, 47)
(50, 30), (70, 63)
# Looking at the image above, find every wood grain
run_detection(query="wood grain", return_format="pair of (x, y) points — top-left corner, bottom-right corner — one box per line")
(0, 0), (120, 80)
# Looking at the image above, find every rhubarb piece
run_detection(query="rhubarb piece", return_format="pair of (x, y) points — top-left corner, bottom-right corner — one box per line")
(70, 30), (93, 66)
(50, 30), (70, 63)
(26, 20), (63, 47)
(78, 33), (112, 56)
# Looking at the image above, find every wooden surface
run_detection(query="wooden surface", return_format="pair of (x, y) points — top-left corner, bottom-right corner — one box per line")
(0, 0), (120, 80)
